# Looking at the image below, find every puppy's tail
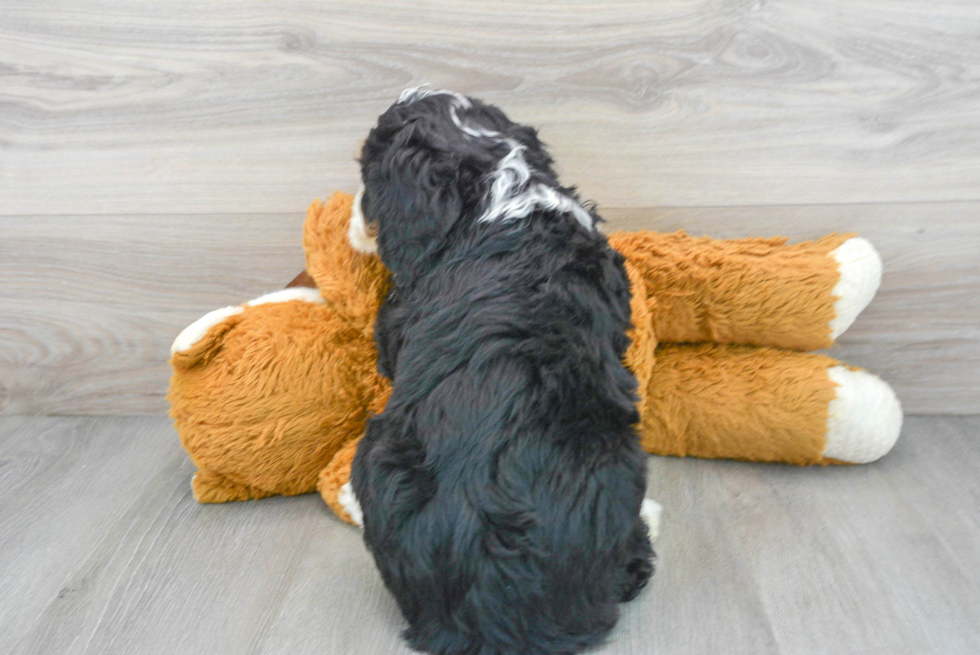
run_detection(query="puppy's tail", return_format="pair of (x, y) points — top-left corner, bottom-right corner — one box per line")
(404, 600), (617, 655)
(402, 499), (624, 655)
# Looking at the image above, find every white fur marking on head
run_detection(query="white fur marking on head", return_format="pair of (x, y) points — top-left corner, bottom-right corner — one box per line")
(396, 87), (595, 231)
(829, 237), (882, 340)
(398, 85), (472, 109)
(478, 145), (593, 230)
(338, 481), (364, 527)
(823, 366), (903, 463)
(171, 305), (245, 355)
(449, 103), (501, 139)
(640, 498), (663, 541)
(348, 185), (378, 254)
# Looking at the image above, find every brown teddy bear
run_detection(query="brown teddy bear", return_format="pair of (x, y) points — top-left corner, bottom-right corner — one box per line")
(169, 191), (902, 525)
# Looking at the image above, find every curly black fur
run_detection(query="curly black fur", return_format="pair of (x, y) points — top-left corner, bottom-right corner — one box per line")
(350, 89), (654, 655)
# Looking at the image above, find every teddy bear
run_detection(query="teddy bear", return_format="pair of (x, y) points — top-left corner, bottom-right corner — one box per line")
(168, 191), (903, 525)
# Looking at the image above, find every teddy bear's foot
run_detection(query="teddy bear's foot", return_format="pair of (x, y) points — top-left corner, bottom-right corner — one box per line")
(829, 238), (882, 340)
(823, 366), (903, 463)
(192, 470), (276, 503)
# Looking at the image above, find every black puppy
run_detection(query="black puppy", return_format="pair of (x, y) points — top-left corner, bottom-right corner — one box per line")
(349, 88), (654, 655)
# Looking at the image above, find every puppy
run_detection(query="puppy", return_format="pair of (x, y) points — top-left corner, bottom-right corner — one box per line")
(350, 88), (653, 655)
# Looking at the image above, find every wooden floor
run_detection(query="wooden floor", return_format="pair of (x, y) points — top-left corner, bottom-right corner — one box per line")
(1, 415), (977, 655)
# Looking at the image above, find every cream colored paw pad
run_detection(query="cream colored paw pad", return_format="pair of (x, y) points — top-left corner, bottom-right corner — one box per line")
(171, 305), (245, 355)
(829, 238), (882, 340)
(245, 287), (324, 307)
(823, 366), (903, 463)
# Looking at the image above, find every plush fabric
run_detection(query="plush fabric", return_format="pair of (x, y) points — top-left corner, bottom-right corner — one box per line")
(170, 194), (391, 505)
(609, 230), (852, 351)
(169, 191), (890, 524)
(639, 344), (840, 464)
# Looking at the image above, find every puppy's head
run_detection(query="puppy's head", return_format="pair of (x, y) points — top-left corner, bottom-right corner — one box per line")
(354, 88), (559, 281)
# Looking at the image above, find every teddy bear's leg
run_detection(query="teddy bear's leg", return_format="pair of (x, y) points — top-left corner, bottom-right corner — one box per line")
(191, 469), (277, 503)
(640, 343), (902, 464)
(609, 231), (881, 351)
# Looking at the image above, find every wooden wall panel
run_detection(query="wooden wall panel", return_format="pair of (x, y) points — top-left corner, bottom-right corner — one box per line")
(1, 0), (979, 214)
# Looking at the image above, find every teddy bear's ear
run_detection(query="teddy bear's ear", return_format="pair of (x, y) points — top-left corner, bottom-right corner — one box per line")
(169, 305), (246, 370)
(285, 270), (316, 289)
(303, 192), (391, 328)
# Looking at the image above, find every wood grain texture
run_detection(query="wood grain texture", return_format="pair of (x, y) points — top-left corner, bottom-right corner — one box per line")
(0, 416), (183, 654)
(1, 0), (979, 214)
(0, 212), (308, 308)
(2, 415), (978, 654)
(0, 211), (306, 414)
(717, 416), (980, 654)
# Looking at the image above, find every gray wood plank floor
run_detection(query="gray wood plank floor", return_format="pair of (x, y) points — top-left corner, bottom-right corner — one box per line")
(1, 415), (977, 655)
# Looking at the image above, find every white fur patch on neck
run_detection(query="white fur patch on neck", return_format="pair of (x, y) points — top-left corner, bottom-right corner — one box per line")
(477, 146), (594, 230)
(348, 185), (378, 254)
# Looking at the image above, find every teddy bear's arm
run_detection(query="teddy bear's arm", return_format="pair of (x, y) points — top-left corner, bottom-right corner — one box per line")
(638, 343), (902, 465)
(304, 193), (390, 328)
(608, 231), (881, 351)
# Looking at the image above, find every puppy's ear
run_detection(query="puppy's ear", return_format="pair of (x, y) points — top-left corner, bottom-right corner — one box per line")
(371, 134), (465, 281)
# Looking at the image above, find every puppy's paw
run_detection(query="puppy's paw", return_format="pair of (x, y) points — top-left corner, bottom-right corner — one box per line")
(338, 481), (364, 527)
(829, 237), (882, 340)
(824, 366), (903, 463)
(640, 498), (662, 541)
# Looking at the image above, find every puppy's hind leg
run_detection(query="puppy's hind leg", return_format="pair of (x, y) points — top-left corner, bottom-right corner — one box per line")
(619, 514), (655, 602)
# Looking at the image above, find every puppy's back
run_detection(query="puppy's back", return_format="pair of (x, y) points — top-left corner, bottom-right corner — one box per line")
(359, 360), (645, 655)
(353, 222), (649, 655)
